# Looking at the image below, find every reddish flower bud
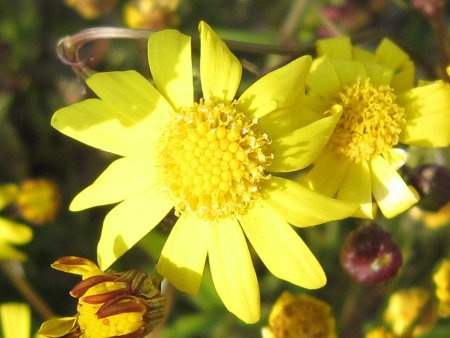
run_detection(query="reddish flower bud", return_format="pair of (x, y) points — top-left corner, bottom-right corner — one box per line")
(340, 223), (402, 286)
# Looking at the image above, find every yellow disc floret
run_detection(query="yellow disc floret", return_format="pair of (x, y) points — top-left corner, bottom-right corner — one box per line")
(77, 280), (144, 338)
(159, 99), (273, 220)
(328, 78), (405, 163)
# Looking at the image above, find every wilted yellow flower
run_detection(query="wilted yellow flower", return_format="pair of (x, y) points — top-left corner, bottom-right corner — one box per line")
(64, 0), (117, 19)
(124, 0), (179, 30)
(384, 287), (436, 336)
(51, 21), (357, 322)
(0, 183), (32, 261)
(15, 178), (61, 225)
(262, 292), (337, 338)
(0, 303), (30, 338)
(433, 259), (450, 317)
(38, 256), (165, 338)
(300, 37), (450, 219)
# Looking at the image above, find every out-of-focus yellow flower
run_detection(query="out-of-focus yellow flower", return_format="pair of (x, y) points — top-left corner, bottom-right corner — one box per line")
(64, 0), (117, 19)
(365, 327), (396, 338)
(300, 37), (450, 219)
(124, 0), (179, 30)
(0, 303), (30, 338)
(384, 287), (436, 336)
(433, 259), (450, 317)
(422, 201), (450, 228)
(0, 183), (32, 261)
(38, 256), (165, 338)
(51, 21), (357, 322)
(15, 178), (61, 225)
(261, 292), (337, 338)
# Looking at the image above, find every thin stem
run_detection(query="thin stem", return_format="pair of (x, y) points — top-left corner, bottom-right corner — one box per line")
(0, 261), (54, 320)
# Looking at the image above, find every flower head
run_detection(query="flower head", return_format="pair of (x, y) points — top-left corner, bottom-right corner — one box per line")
(124, 0), (180, 30)
(51, 21), (357, 322)
(300, 36), (450, 218)
(261, 292), (337, 338)
(38, 256), (165, 338)
(383, 287), (437, 336)
(15, 178), (61, 225)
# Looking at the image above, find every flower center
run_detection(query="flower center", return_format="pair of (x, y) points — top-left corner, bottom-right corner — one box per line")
(328, 78), (405, 163)
(159, 99), (273, 220)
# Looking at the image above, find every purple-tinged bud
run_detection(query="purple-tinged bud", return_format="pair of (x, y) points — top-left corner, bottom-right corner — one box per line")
(340, 223), (403, 286)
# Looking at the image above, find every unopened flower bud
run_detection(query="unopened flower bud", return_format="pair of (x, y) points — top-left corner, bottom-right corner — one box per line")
(408, 164), (450, 212)
(340, 223), (402, 286)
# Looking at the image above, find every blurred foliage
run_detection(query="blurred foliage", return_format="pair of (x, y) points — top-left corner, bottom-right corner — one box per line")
(0, 0), (449, 337)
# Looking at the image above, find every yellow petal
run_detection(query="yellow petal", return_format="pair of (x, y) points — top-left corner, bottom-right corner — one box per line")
(265, 177), (357, 227)
(51, 256), (102, 276)
(332, 59), (367, 86)
(307, 56), (341, 98)
(38, 317), (78, 338)
(208, 217), (260, 323)
(352, 46), (375, 62)
(383, 148), (408, 170)
(398, 81), (450, 147)
(237, 55), (311, 121)
(0, 303), (30, 338)
(239, 203), (326, 289)
(337, 160), (374, 219)
(0, 217), (32, 244)
(97, 188), (173, 270)
(0, 183), (18, 211)
(51, 96), (169, 156)
(69, 156), (158, 211)
(157, 213), (209, 294)
(370, 155), (419, 218)
(148, 29), (194, 110)
(0, 243), (27, 261)
(316, 36), (352, 59)
(300, 147), (349, 197)
(375, 38), (410, 71)
(269, 107), (341, 172)
(391, 60), (415, 91)
(199, 21), (242, 102)
(364, 62), (393, 86)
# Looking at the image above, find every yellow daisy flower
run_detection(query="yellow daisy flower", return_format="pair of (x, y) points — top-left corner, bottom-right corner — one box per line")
(301, 37), (450, 219)
(51, 22), (357, 322)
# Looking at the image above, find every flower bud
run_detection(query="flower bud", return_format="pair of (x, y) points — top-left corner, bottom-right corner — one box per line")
(340, 223), (402, 286)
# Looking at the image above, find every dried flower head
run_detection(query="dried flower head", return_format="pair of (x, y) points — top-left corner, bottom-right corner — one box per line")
(38, 256), (165, 338)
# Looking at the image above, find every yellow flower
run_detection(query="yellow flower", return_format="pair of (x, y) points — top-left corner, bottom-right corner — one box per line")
(123, 0), (180, 30)
(433, 259), (450, 317)
(0, 303), (30, 338)
(383, 287), (436, 336)
(64, 0), (117, 19)
(0, 183), (32, 261)
(261, 292), (337, 338)
(300, 37), (450, 219)
(51, 21), (357, 322)
(38, 256), (165, 338)
(15, 178), (61, 225)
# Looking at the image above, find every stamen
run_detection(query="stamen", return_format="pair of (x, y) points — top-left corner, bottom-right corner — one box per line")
(159, 99), (273, 220)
